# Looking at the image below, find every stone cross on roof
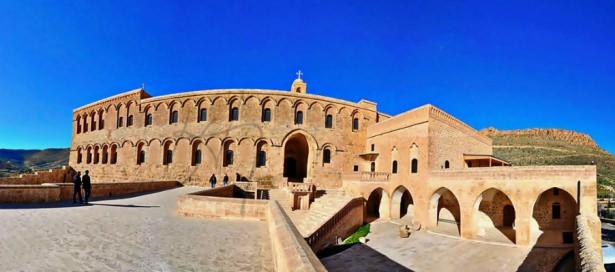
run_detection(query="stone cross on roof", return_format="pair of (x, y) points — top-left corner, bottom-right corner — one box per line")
(296, 70), (303, 80)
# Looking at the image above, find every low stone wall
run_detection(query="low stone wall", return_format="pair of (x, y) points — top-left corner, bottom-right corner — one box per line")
(268, 201), (326, 272)
(0, 166), (74, 185)
(0, 185), (62, 203)
(177, 190), (268, 221)
(177, 189), (326, 271)
(575, 215), (606, 272)
(0, 181), (180, 204)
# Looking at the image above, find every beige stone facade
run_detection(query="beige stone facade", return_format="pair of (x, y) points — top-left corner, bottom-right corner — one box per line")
(69, 77), (600, 252)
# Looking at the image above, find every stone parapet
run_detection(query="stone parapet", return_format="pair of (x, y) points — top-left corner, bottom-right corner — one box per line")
(0, 166), (74, 185)
(576, 215), (605, 272)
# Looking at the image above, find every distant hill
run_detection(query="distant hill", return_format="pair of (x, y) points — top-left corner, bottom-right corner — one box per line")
(0, 148), (69, 177)
(480, 128), (615, 197)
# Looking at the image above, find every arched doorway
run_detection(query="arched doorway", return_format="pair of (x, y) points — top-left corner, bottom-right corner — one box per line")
(473, 188), (516, 244)
(391, 186), (414, 222)
(532, 187), (577, 246)
(365, 188), (390, 223)
(283, 133), (309, 182)
(429, 187), (461, 237)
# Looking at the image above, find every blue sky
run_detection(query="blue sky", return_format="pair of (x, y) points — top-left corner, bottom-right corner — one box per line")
(0, 1), (613, 152)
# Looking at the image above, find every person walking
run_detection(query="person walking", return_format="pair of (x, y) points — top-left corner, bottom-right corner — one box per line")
(209, 174), (217, 188)
(82, 170), (92, 204)
(72, 171), (83, 204)
(223, 173), (229, 186)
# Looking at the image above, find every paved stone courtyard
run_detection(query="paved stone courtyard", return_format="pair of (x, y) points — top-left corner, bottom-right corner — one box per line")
(0, 187), (273, 272)
(321, 221), (568, 272)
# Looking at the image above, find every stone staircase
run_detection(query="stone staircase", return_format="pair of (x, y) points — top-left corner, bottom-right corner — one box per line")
(266, 188), (353, 237)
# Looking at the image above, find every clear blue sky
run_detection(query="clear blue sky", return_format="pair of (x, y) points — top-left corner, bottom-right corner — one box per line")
(0, 1), (613, 152)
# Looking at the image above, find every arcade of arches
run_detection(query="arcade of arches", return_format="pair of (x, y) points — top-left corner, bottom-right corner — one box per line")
(363, 185), (582, 247)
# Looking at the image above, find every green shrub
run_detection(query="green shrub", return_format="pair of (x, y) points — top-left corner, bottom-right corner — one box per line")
(343, 224), (370, 244)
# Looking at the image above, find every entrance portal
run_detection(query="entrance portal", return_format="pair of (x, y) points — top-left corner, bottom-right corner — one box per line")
(283, 133), (309, 182)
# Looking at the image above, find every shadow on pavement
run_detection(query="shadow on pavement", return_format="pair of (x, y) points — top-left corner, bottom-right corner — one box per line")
(321, 243), (413, 272)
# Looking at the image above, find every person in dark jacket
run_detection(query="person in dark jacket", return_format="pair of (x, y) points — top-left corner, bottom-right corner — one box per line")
(72, 171), (83, 204)
(223, 173), (229, 186)
(82, 170), (92, 204)
(209, 174), (217, 188)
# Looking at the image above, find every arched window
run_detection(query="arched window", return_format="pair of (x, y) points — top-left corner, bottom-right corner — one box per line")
(444, 160), (450, 169)
(256, 150), (266, 167)
(295, 111), (304, 125)
(102, 146), (108, 164)
(325, 114), (333, 128)
(230, 107), (239, 121)
(198, 108), (207, 122)
(262, 108), (271, 122)
(83, 116), (88, 133)
(117, 117), (124, 128)
(191, 140), (203, 166)
(77, 148), (82, 164)
(352, 117), (359, 131)
(256, 141), (267, 167)
(110, 145), (117, 164)
(86, 147), (92, 164)
(76, 116), (82, 134)
(411, 159), (418, 173)
(323, 148), (331, 164)
(93, 146), (99, 164)
(90, 114), (96, 131)
(169, 110), (179, 124)
(163, 141), (173, 165)
(193, 149), (202, 165)
(370, 162), (376, 172)
(552, 202), (561, 219)
(145, 113), (153, 126)
(98, 111), (104, 130)
(137, 143), (146, 165)
(127, 115), (134, 127)
(224, 150), (234, 166)
(392, 160), (398, 174)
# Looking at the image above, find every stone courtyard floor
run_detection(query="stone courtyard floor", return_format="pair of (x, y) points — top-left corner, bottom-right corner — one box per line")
(0, 186), (273, 272)
(321, 221), (569, 272)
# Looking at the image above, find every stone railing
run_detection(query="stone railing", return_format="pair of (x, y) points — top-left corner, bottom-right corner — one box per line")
(288, 182), (316, 193)
(234, 181), (258, 192)
(305, 197), (364, 253)
(575, 215), (606, 272)
(0, 166), (74, 185)
(342, 171), (390, 182)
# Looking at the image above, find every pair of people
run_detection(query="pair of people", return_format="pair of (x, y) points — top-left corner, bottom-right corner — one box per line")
(72, 170), (92, 204)
(208, 173), (230, 188)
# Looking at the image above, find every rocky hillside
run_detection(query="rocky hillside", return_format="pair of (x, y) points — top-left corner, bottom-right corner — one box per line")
(480, 128), (615, 197)
(0, 148), (69, 177)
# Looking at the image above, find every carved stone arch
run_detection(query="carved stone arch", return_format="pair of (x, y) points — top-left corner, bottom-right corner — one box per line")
(142, 104), (154, 113)
(210, 96), (228, 106)
(175, 137), (190, 145)
(243, 95), (259, 105)
(104, 103), (115, 112)
(147, 138), (162, 146)
(253, 137), (273, 146)
(180, 98), (193, 108)
(324, 104), (338, 113)
(276, 97), (293, 107)
(205, 137), (222, 146)
(190, 137), (207, 146)
(135, 139), (149, 147)
(161, 137), (176, 146)
(227, 95), (242, 106)
(167, 100), (180, 110)
(308, 101), (324, 111)
(120, 140), (133, 148)
(221, 137), (239, 146)
(260, 96), (277, 106)
(280, 128), (320, 149)
(238, 137), (254, 146)
(154, 102), (166, 111)
(338, 107), (351, 115)
(319, 142), (337, 152)
(292, 99), (308, 109)
(195, 97), (211, 108)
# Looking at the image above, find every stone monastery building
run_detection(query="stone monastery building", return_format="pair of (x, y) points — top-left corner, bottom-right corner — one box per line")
(70, 74), (600, 250)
